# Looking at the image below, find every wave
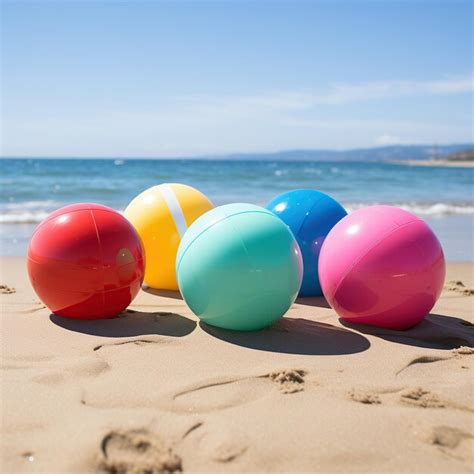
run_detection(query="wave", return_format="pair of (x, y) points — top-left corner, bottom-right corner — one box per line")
(0, 212), (51, 224)
(2, 200), (60, 210)
(303, 168), (322, 175)
(344, 202), (474, 217)
(0, 200), (61, 224)
(1, 201), (473, 224)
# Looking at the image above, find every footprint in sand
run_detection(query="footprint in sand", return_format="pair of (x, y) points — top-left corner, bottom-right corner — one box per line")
(268, 369), (306, 394)
(93, 339), (164, 352)
(400, 387), (446, 408)
(170, 378), (272, 413)
(349, 384), (472, 412)
(428, 426), (474, 462)
(0, 284), (16, 294)
(97, 429), (182, 474)
(349, 390), (382, 405)
(394, 353), (473, 410)
(164, 369), (307, 413)
(444, 280), (474, 296)
(401, 387), (473, 412)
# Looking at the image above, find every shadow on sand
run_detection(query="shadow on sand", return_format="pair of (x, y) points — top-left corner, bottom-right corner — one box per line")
(340, 313), (474, 350)
(50, 309), (196, 338)
(200, 316), (370, 355)
(295, 295), (331, 309)
(142, 286), (183, 300)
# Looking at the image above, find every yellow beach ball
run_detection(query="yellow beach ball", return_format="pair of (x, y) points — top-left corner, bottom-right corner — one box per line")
(124, 183), (213, 290)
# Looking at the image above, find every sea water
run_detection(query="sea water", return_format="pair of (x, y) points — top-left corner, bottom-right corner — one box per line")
(1, 158), (472, 260)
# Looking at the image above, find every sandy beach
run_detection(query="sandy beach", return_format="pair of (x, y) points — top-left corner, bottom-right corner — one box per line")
(1, 256), (473, 473)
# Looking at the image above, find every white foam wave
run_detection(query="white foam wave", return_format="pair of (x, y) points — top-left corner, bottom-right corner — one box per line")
(0, 204), (126, 224)
(0, 212), (51, 224)
(344, 202), (474, 217)
(0, 200), (61, 224)
(2, 200), (59, 210)
(0, 202), (472, 224)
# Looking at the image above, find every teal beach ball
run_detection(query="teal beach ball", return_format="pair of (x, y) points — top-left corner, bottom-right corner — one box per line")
(176, 203), (303, 331)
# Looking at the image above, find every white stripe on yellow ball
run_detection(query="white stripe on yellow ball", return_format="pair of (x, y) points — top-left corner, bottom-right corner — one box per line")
(158, 184), (188, 238)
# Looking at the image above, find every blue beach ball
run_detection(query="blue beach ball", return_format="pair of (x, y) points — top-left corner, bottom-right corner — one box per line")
(267, 189), (347, 297)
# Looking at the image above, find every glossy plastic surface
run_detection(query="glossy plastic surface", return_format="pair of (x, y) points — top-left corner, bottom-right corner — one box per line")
(267, 189), (347, 296)
(124, 183), (213, 290)
(319, 205), (445, 329)
(177, 203), (303, 331)
(27, 203), (145, 320)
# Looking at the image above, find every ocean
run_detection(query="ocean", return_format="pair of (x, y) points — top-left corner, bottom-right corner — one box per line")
(1, 158), (473, 260)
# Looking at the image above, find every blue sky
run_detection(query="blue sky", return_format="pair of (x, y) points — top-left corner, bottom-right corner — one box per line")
(2, 0), (472, 157)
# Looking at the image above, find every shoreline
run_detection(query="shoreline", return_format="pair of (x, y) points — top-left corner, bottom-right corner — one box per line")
(391, 160), (474, 168)
(3, 213), (473, 262)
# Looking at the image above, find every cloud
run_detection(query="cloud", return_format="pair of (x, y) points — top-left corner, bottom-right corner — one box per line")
(311, 74), (473, 105)
(175, 73), (474, 112)
(2, 74), (472, 156)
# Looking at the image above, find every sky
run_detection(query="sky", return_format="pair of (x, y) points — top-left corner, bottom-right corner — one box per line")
(1, 0), (473, 157)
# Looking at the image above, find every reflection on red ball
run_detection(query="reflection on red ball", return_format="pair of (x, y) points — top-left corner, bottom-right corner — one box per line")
(27, 203), (145, 320)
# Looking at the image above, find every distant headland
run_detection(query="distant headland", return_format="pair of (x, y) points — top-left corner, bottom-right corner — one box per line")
(216, 144), (474, 163)
(2, 143), (473, 163)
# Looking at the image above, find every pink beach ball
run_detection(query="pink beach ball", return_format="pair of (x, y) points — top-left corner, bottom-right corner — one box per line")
(319, 206), (445, 330)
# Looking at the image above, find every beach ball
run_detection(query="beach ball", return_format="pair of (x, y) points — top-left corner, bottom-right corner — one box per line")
(319, 205), (445, 330)
(176, 203), (303, 331)
(27, 203), (145, 320)
(267, 189), (347, 296)
(124, 183), (213, 290)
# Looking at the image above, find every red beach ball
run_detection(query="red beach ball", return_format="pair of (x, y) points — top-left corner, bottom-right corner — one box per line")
(27, 203), (145, 320)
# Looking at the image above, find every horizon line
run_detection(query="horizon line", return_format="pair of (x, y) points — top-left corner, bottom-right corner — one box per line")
(1, 142), (473, 160)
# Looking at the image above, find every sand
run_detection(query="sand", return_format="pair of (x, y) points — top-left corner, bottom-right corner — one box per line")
(1, 257), (473, 473)
(391, 160), (474, 168)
